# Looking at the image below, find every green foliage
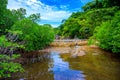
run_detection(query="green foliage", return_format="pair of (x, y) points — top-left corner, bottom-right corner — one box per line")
(82, 0), (103, 11)
(91, 11), (120, 53)
(102, 0), (120, 8)
(82, 0), (120, 11)
(0, 54), (24, 78)
(0, 0), (7, 9)
(0, 0), (54, 79)
(0, 54), (20, 62)
(11, 8), (26, 21)
(27, 13), (40, 23)
(0, 1), (40, 35)
(0, 33), (24, 79)
(0, 35), (24, 49)
(56, 0), (120, 53)
(10, 19), (55, 51)
(0, 0), (14, 35)
(53, 27), (60, 35)
(58, 7), (118, 39)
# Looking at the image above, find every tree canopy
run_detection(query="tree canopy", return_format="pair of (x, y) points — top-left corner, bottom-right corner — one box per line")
(56, 0), (120, 53)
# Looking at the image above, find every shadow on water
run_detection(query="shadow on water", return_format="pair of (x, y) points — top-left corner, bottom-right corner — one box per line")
(7, 48), (120, 80)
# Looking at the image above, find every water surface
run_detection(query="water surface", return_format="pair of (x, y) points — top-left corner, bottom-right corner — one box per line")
(10, 47), (120, 80)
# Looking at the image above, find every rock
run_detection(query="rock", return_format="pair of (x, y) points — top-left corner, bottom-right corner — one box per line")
(77, 51), (86, 56)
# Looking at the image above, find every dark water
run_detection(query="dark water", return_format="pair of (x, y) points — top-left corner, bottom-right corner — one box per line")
(10, 48), (120, 80)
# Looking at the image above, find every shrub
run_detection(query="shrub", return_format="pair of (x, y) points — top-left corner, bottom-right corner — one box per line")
(91, 11), (120, 53)
(0, 54), (24, 78)
(0, 35), (24, 78)
(10, 19), (55, 51)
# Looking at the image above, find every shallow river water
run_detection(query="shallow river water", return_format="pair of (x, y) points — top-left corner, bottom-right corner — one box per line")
(10, 46), (120, 80)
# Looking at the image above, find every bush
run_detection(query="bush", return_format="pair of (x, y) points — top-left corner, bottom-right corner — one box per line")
(0, 54), (24, 78)
(10, 19), (55, 51)
(0, 35), (24, 49)
(0, 35), (24, 78)
(91, 11), (120, 53)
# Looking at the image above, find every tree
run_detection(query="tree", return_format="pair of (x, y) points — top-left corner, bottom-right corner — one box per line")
(82, 0), (103, 11)
(102, 0), (120, 8)
(0, 0), (8, 35)
(0, 0), (7, 10)
(82, 0), (120, 11)
(43, 24), (52, 28)
(11, 8), (26, 21)
(10, 19), (54, 51)
(58, 7), (118, 39)
(27, 13), (40, 23)
(91, 11), (120, 53)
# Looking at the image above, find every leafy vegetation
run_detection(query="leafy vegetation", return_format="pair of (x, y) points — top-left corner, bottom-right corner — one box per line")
(10, 19), (54, 51)
(0, 0), (55, 79)
(0, 0), (120, 79)
(57, 6), (118, 39)
(90, 11), (120, 53)
(56, 0), (120, 53)
(0, 35), (24, 49)
(0, 54), (24, 78)
(0, 35), (24, 78)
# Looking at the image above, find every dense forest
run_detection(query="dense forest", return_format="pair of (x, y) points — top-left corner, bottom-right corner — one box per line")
(0, 0), (54, 78)
(55, 0), (120, 53)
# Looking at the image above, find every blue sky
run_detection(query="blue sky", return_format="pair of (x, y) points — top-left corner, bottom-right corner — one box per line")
(7, 0), (91, 27)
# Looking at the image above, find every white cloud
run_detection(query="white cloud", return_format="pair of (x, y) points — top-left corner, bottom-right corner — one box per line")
(7, 0), (23, 9)
(7, 0), (72, 27)
(41, 11), (71, 21)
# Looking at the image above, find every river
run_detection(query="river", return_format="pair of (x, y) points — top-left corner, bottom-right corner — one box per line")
(8, 45), (120, 80)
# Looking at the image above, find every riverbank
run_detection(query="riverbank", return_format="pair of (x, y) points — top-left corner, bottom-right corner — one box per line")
(40, 40), (100, 56)
(14, 40), (99, 64)
(8, 40), (120, 80)
(50, 39), (88, 47)
(15, 39), (120, 64)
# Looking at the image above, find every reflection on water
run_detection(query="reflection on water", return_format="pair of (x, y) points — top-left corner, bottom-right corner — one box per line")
(9, 48), (120, 80)
(50, 53), (85, 80)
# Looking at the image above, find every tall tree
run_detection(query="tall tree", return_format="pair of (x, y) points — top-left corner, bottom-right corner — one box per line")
(11, 8), (26, 21)
(0, 0), (11, 35)
(102, 0), (120, 8)
(82, 0), (120, 11)
(28, 13), (40, 23)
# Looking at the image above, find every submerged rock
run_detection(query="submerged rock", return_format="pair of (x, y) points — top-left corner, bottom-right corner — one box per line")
(77, 51), (86, 56)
